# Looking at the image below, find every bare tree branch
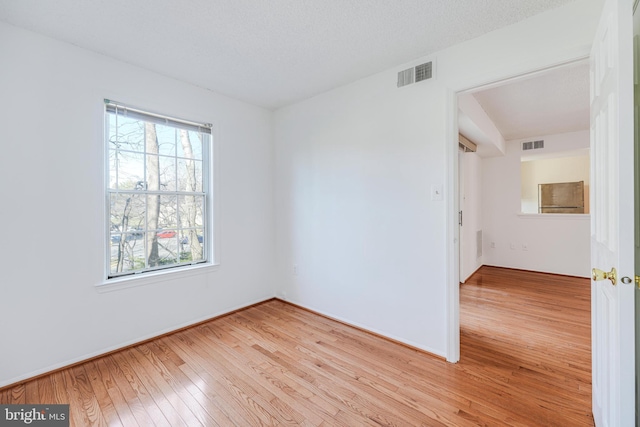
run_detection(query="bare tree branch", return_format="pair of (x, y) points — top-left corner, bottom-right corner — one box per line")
(146, 123), (161, 267)
(180, 130), (203, 260)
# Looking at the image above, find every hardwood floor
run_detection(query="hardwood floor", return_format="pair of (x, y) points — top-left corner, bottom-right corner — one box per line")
(459, 267), (592, 426)
(1, 266), (592, 426)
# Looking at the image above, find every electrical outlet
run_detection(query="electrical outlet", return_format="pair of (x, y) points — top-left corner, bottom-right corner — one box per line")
(490, 242), (496, 249)
(522, 244), (528, 251)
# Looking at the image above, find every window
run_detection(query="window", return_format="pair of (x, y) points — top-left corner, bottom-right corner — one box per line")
(520, 151), (590, 214)
(105, 100), (212, 279)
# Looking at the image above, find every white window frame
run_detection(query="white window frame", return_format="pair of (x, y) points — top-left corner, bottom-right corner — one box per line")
(101, 100), (217, 284)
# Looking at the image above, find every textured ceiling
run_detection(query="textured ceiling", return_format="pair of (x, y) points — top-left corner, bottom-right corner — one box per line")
(0, 0), (575, 109)
(472, 62), (590, 141)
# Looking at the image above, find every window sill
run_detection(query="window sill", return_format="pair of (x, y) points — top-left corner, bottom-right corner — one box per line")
(96, 262), (219, 293)
(517, 213), (590, 220)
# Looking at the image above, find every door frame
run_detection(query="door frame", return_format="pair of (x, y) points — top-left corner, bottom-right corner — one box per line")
(445, 57), (591, 363)
(634, 3), (640, 425)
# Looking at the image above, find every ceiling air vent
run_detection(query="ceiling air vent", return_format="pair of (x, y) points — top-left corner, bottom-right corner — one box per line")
(522, 140), (544, 151)
(415, 62), (433, 82)
(397, 61), (434, 88)
(397, 68), (415, 88)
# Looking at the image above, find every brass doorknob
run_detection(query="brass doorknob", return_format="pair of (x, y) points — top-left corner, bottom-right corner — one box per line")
(592, 267), (617, 285)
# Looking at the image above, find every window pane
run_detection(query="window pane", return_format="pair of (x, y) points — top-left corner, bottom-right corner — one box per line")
(110, 193), (146, 232)
(177, 159), (203, 192)
(191, 132), (203, 160)
(177, 130), (203, 160)
(156, 124), (176, 156)
(178, 195), (204, 229)
(117, 151), (145, 190)
(179, 228), (204, 262)
(110, 232), (146, 275)
(158, 155), (176, 191)
(108, 115), (145, 153)
(158, 195), (178, 229)
(156, 236), (178, 267)
(192, 229), (205, 262)
(194, 161), (203, 192)
(108, 149), (117, 189)
(109, 240), (125, 274)
(146, 153), (160, 191)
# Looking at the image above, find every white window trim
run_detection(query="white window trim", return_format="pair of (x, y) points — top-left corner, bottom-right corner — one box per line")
(99, 99), (220, 287)
(97, 262), (220, 293)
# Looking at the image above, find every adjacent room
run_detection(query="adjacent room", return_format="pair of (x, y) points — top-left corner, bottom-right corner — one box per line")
(458, 61), (591, 282)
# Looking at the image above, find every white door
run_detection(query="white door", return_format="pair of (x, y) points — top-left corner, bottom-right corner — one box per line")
(634, 2), (640, 424)
(459, 150), (465, 283)
(590, 0), (635, 425)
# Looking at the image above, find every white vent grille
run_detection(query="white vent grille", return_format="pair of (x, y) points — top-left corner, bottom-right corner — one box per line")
(397, 61), (434, 88)
(522, 140), (544, 151)
(415, 62), (433, 82)
(397, 68), (415, 87)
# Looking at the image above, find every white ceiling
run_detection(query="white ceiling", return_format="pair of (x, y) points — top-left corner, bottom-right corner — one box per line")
(471, 61), (590, 141)
(0, 0), (576, 109)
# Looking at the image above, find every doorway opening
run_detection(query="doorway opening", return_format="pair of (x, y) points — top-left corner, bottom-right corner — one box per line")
(451, 58), (592, 363)
(456, 60), (591, 284)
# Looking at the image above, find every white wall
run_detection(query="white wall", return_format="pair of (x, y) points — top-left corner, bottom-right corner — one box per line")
(275, 73), (450, 354)
(483, 131), (591, 277)
(458, 93), (506, 157)
(274, 0), (602, 358)
(0, 22), (275, 386)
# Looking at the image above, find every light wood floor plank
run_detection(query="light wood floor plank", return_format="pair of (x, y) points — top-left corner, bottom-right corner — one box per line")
(93, 358), (140, 427)
(128, 343), (209, 426)
(71, 365), (109, 427)
(83, 360), (123, 427)
(1, 266), (593, 426)
(107, 351), (170, 426)
(168, 332), (308, 425)
(116, 348), (189, 427)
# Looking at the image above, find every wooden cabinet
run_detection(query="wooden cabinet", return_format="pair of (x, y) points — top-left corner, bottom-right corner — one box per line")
(538, 181), (585, 213)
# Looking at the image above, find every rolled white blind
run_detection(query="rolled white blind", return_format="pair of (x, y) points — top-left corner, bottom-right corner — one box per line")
(458, 134), (477, 152)
(105, 99), (212, 134)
